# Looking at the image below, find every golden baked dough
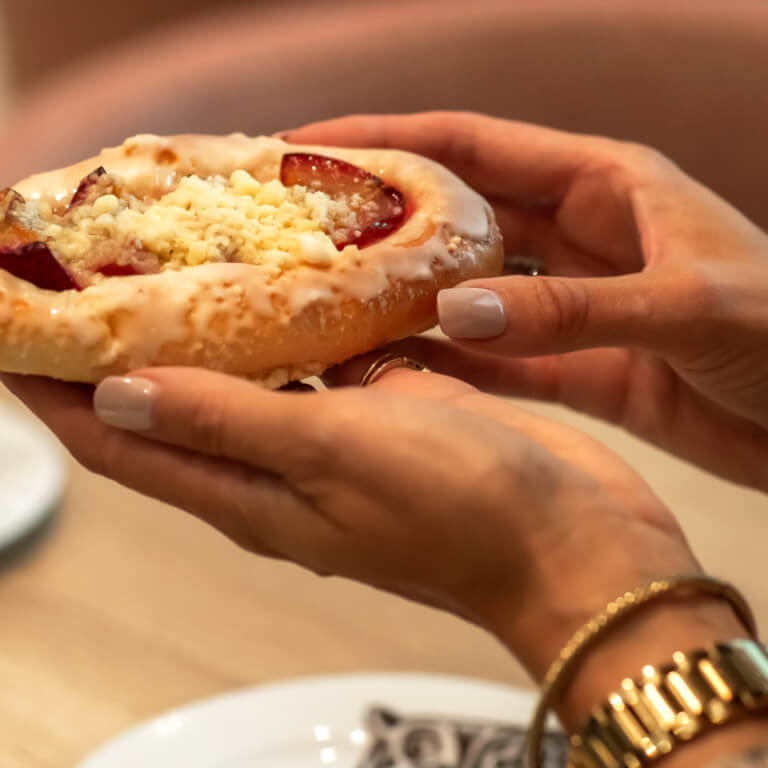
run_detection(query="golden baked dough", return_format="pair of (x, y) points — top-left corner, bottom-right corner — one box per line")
(0, 134), (502, 386)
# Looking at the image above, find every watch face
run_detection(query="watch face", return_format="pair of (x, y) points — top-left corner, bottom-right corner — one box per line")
(359, 707), (567, 768)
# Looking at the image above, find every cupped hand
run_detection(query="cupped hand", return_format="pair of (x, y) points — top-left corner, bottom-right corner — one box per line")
(2, 365), (698, 685)
(285, 113), (768, 491)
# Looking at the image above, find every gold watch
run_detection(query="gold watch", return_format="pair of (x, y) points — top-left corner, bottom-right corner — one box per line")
(568, 639), (768, 768)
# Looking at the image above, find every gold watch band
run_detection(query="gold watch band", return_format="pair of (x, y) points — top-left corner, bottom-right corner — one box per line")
(567, 639), (768, 768)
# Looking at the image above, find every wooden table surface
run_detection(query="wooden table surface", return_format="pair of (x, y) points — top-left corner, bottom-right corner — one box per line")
(1, 386), (766, 768)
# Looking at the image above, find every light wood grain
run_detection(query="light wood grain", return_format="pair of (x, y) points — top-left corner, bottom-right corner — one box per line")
(0, 387), (765, 768)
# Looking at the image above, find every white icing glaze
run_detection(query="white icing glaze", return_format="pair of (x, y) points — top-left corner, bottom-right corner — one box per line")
(7, 134), (494, 375)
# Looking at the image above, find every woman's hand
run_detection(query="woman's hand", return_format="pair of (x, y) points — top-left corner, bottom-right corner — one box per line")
(3, 364), (749, 729)
(3, 366), (705, 683)
(285, 113), (768, 491)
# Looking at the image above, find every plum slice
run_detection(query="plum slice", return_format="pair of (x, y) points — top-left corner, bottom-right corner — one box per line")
(0, 241), (80, 291)
(280, 153), (406, 249)
(69, 166), (107, 207)
(96, 262), (142, 277)
(0, 188), (80, 290)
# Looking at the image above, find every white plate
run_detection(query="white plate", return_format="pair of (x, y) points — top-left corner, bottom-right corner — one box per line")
(78, 673), (541, 768)
(0, 402), (65, 549)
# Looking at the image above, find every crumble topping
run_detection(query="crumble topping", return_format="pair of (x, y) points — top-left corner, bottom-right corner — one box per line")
(14, 169), (365, 286)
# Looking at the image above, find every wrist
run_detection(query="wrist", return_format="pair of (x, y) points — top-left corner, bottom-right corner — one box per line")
(486, 575), (751, 727)
(472, 510), (756, 733)
(492, 583), (766, 767)
(480, 517), (703, 682)
(551, 595), (750, 730)
(481, 565), (752, 731)
(490, 557), (767, 768)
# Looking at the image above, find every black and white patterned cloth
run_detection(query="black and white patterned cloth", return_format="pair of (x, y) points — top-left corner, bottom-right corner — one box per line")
(357, 707), (567, 768)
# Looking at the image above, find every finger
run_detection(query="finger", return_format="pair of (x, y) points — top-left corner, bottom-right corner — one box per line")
(323, 338), (632, 417)
(323, 349), (478, 402)
(92, 364), (501, 504)
(93, 369), (339, 474)
(1, 374), (330, 560)
(320, 341), (629, 443)
(434, 272), (689, 356)
(284, 112), (608, 203)
(328, 338), (551, 396)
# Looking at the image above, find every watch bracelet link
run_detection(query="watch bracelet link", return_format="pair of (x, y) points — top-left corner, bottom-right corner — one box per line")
(567, 639), (768, 768)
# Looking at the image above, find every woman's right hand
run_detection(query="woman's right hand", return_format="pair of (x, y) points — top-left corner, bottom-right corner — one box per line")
(286, 113), (768, 492)
(0, 364), (747, 732)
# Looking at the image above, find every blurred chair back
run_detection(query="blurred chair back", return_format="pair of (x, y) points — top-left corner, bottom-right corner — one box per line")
(2, 0), (767, 228)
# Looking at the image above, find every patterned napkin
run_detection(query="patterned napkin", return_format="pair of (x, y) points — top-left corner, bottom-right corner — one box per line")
(357, 706), (567, 768)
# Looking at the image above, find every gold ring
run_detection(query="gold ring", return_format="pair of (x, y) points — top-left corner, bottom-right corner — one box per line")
(359, 352), (431, 386)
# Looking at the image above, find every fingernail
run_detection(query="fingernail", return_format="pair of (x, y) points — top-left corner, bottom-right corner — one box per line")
(438, 288), (507, 339)
(94, 376), (156, 431)
(271, 129), (296, 141)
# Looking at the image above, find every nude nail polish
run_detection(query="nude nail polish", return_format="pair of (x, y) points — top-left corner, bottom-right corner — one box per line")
(94, 376), (156, 431)
(437, 288), (507, 339)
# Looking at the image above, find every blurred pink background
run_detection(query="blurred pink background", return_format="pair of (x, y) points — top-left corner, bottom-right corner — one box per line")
(1, 0), (768, 229)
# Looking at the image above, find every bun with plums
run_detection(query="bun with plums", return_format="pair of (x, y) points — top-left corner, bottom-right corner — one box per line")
(0, 134), (502, 386)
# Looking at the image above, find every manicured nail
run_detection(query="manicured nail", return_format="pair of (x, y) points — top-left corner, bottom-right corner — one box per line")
(94, 376), (156, 431)
(438, 288), (507, 339)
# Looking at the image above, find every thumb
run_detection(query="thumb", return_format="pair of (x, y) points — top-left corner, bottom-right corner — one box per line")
(437, 274), (658, 355)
